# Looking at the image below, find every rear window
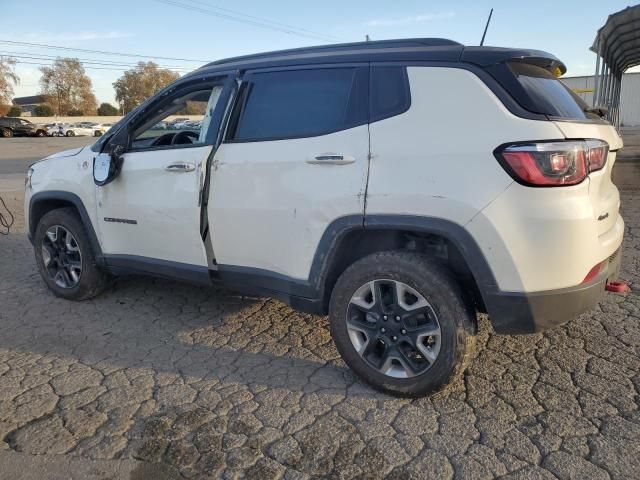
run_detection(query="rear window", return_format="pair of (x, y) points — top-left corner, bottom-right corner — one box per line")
(234, 67), (367, 142)
(490, 62), (591, 120)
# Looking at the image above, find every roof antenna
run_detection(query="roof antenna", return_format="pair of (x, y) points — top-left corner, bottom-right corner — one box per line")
(480, 8), (493, 46)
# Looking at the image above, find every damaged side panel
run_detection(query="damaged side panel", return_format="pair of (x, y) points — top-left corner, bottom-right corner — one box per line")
(206, 124), (370, 280)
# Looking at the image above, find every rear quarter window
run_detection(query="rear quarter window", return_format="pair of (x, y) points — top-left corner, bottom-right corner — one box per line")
(370, 66), (411, 122)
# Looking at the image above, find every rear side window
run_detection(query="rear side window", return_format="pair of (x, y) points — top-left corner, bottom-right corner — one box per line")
(370, 66), (411, 122)
(490, 62), (589, 120)
(233, 67), (367, 141)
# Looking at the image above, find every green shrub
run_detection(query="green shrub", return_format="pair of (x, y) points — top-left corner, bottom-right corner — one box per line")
(7, 106), (21, 117)
(97, 102), (119, 116)
(34, 104), (54, 116)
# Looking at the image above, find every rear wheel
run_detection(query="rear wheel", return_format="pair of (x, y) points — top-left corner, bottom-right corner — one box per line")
(34, 208), (109, 300)
(36, 130), (46, 137)
(329, 251), (476, 397)
(66, 130), (75, 137)
(1, 128), (13, 138)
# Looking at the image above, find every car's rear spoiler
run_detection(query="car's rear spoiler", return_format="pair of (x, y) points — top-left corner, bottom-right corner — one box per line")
(460, 47), (567, 76)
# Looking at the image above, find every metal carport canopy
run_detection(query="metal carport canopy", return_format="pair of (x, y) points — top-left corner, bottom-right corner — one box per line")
(591, 4), (640, 126)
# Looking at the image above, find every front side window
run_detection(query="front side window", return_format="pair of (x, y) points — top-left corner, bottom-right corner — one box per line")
(232, 67), (367, 142)
(131, 85), (224, 150)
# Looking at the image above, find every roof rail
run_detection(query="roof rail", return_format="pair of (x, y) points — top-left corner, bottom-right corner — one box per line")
(205, 38), (462, 67)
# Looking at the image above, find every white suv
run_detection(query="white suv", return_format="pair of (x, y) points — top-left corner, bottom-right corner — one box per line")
(24, 39), (624, 396)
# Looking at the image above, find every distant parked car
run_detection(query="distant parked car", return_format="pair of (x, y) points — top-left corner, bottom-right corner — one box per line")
(46, 123), (65, 137)
(167, 118), (190, 129)
(0, 117), (47, 137)
(184, 120), (202, 130)
(152, 121), (168, 130)
(59, 123), (95, 137)
(92, 123), (116, 137)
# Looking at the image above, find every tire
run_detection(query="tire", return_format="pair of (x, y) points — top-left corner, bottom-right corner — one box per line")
(36, 130), (46, 137)
(94, 130), (102, 137)
(1, 128), (13, 138)
(66, 130), (75, 137)
(34, 208), (109, 301)
(329, 251), (477, 397)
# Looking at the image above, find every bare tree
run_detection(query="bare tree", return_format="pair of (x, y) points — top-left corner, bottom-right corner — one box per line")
(0, 56), (19, 113)
(113, 62), (179, 113)
(39, 58), (97, 115)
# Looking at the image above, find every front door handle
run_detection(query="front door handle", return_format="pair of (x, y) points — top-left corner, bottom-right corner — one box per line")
(307, 154), (356, 165)
(165, 162), (196, 172)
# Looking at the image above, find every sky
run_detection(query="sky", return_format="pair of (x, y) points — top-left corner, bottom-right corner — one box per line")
(1, 0), (637, 105)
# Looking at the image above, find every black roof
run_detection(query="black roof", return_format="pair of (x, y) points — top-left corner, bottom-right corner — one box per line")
(191, 38), (565, 76)
(13, 95), (46, 105)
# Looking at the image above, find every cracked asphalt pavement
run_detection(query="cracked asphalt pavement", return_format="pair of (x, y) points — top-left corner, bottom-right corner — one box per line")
(0, 165), (638, 479)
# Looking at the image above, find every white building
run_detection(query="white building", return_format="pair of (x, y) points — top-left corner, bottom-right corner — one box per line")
(561, 72), (640, 126)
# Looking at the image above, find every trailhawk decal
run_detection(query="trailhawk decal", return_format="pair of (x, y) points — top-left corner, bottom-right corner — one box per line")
(104, 217), (137, 225)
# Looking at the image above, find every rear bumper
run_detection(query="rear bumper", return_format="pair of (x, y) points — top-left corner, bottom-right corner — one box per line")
(486, 247), (622, 334)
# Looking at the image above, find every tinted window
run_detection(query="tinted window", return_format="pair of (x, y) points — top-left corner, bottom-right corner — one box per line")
(370, 66), (410, 122)
(507, 62), (588, 119)
(234, 68), (365, 141)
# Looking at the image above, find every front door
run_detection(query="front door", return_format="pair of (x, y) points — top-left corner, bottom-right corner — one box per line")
(96, 79), (229, 271)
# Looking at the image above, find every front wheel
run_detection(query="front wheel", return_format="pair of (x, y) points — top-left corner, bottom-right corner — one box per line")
(1, 128), (13, 138)
(34, 208), (109, 300)
(66, 130), (75, 137)
(329, 251), (476, 397)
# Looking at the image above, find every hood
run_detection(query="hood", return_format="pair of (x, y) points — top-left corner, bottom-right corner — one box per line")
(43, 146), (86, 161)
(30, 146), (87, 168)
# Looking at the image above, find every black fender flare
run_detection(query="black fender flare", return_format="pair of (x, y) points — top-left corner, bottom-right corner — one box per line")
(361, 215), (498, 290)
(29, 191), (104, 264)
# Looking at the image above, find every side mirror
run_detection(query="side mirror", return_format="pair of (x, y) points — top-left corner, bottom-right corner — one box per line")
(94, 144), (125, 186)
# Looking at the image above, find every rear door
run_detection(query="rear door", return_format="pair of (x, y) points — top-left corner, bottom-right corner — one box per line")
(208, 65), (370, 280)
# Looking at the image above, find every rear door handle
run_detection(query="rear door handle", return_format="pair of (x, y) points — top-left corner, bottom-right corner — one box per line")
(307, 154), (355, 165)
(165, 162), (196, 172)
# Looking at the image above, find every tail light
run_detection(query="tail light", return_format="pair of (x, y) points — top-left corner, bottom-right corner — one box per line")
(494, 140), (609, 187)
(586, 140), (608, 172)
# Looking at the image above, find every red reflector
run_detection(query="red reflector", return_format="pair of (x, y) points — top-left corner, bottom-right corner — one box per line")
(605, 281), (630, 293)
(582, 261), (604, 284)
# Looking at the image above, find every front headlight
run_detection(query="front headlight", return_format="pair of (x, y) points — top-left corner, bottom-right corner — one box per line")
(25, 167), (34, 189)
